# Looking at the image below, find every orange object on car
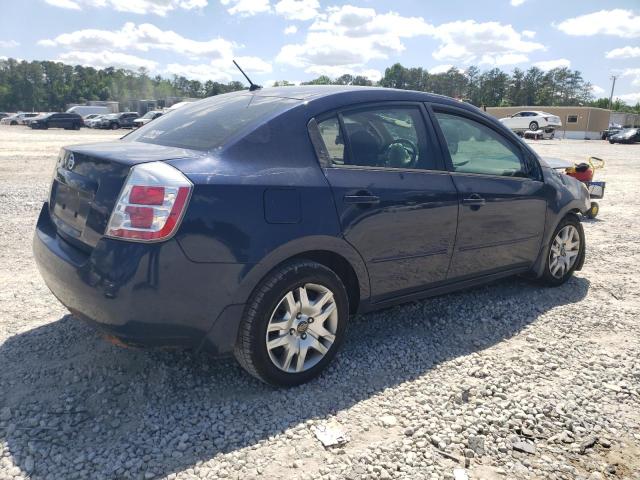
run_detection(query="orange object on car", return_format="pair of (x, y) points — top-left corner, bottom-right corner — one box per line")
(566, 163), (594, 182)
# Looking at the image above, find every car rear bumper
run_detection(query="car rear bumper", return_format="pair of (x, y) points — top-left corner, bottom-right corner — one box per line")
(33, 203), (245, 355)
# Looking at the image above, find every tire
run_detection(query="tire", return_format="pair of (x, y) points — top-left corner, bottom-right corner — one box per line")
(110, 122), (119, 130)
(539, 215), (585, 287)
(529, 121), (539, 131)
(73, 123), (80, 130)
(585, 202), (599, 219)
(609, 140), (615, 144)
(10, 121), (17, 126)
(234, 260), (349, 386)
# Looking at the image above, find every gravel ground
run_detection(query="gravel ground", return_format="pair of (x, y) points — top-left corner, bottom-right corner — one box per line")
(0, 126), (639, 480)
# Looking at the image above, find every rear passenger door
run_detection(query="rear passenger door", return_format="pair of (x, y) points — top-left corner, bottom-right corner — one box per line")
(310, 103), (459, 302)
(429, 104), (547, 279)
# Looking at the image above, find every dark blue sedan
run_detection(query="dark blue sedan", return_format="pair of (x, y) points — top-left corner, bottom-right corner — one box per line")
(34, 86), (590, 386)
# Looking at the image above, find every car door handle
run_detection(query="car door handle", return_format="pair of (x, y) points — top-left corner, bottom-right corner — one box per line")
(344, 194), (380, 205)
(462, 194), (486, 206)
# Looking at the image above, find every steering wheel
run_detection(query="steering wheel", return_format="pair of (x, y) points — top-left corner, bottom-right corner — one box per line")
(382, 138), (418, 168)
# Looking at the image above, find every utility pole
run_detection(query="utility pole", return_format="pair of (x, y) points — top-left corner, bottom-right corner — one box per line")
(608, 75), (617, 111)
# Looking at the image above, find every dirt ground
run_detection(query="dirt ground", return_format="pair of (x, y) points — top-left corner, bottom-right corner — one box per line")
(0, 126), (638, 480)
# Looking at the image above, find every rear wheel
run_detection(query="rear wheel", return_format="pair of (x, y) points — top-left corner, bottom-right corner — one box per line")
(235, 260), (349, 386)
(539, 216), (584, 286)
(73, 122), (80, 130)
(529, 121), (539, 131)
(110, 122), (119, 130)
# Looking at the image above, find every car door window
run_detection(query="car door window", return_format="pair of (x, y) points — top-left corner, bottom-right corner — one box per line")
(434, 111), (526, 177)
(317, 107), (437, 170)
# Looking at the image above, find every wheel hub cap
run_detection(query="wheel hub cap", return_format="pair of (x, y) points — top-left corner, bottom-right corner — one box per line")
(548, 225), (580, 279)
(265, 283), (339, 373)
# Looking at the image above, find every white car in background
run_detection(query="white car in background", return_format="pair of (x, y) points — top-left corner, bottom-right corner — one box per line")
(499, 111), (562, 131)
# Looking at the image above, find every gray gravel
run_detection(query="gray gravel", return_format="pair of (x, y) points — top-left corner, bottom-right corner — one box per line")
(1, 126), (639, 480)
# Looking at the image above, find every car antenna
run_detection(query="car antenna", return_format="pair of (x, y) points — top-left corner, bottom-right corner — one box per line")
(233, 60), (262, 91)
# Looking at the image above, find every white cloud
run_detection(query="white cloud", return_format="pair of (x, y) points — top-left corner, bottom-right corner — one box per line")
(45, 0), (207, 15)
(40, 22), (272, 82)
(166, 56), (271, 82)
(275, 0), (319, 21)
(431, 20), (544, 66)
(555, 9), (640, 38)
(616, 92), (640, 105)
(57, 51), (158, 70)
(44, 0), (81, 9)
(277, 5), (432, 77)
(522, 30), (536, 39)
(591, 85), (606, 95)
(620, 68), (640, 87)
(39, 23), (234, 61)
(510, 0), (527, 6)
(533, 58), (571, 70)
(284, 25), (298, 35)
(0, 40), (20, 48)
(429, 64), (453, 74)
(606, 46), (640, 59)
(220, 0), (270, 16)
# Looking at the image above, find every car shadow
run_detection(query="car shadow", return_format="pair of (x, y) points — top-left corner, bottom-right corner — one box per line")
(0, 275), (589, 479)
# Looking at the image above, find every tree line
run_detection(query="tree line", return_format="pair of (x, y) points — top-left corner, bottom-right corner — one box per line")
(1, 57), (638, 114)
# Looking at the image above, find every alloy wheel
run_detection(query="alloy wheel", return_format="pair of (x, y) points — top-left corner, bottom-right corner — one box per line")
(265, 283), (338, 373)
(548, 225), (580, 279)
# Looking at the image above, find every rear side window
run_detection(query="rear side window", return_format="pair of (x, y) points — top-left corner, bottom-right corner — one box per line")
(126, 93), (298, 151)
(434, 111), (525, 177)
(317, 106), (437, 170)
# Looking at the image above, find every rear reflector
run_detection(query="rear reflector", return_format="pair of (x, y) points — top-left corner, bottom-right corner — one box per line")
(106, 162), (192, 242)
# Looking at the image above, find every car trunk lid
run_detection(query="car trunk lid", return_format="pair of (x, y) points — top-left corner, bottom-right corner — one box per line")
(49, 141), (201, 250)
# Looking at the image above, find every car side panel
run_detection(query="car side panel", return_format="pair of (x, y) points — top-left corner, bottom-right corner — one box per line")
(167, 107), (371, 304)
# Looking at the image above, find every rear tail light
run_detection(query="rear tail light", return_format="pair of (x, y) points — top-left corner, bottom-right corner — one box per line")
(106, 161), (192, 242)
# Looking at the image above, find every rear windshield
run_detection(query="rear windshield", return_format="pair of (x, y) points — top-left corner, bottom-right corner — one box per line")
(125, 93), (299, 151)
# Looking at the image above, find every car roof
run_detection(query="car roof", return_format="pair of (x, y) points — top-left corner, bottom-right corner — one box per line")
(245, 85), (480, 118)
(252, 85), (455, 102)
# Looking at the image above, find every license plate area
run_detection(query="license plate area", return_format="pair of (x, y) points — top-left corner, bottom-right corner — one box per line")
(51, 180), (94, 237)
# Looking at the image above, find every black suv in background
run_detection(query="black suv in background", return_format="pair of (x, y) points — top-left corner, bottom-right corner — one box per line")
(29, 113), (83, 130)
(97, 112), (139, 129)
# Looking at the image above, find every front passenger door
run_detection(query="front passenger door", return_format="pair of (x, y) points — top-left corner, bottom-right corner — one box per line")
(431, 107), (547, 280)
(312, 104), (459, 301)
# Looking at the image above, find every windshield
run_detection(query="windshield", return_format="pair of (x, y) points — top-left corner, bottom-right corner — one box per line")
(125, 93), (299, 151)
(141, 111), (157, 119)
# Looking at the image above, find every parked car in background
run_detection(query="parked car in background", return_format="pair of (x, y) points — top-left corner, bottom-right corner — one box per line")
(499, 111), (562, 131)
(97, 112), (139, 129)
(0, 112), (9, 121)
(29, 112), (84, 130)
(66, 105), (110, 117)
(34, 86), (590, 387)
(85, 115), (105, 128)
(601, 126), (624, 140)
(608, 128), (640, 144)
(1, 112), (38, 125)
(132, 110), (163, 128)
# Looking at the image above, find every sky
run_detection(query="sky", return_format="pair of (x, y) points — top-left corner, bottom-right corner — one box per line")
(1, 0), (639, 103)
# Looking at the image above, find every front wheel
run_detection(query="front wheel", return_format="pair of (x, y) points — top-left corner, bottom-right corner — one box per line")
(529, 121), (539, 131)
(110, 122), (119, 130)
(234, 260), (349, 386)
(539, 216), (585, 286)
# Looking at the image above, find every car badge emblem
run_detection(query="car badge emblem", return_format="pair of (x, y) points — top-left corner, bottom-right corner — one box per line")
(66, 153), (75, 170)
